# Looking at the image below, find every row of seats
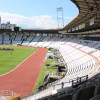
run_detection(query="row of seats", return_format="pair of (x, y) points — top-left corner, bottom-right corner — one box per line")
(38, 72), (100, 100)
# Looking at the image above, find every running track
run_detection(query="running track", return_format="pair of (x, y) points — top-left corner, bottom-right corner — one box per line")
(0, 47), (48, 97)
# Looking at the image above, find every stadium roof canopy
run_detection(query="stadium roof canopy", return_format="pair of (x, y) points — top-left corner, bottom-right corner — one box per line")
(0, 29), (11, 33)
(62, 0), (100, 33)
(22, 29), (58, 33)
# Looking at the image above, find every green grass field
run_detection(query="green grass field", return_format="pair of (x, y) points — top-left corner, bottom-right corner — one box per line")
(0, 45), (36, 75)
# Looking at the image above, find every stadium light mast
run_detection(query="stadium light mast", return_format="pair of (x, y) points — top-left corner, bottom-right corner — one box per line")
(57, 7), (64, 29)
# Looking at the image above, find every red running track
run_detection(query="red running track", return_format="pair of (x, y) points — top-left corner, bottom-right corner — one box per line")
(0, 47), (48, 97)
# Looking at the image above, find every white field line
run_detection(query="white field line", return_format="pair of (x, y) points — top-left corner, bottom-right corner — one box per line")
(0, 48), (38, 77)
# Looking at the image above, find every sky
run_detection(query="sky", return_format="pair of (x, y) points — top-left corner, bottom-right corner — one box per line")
(0, 0), (79, 29)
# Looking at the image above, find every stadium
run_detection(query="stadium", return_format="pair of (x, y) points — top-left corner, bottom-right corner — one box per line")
(0, 0), (100, 100)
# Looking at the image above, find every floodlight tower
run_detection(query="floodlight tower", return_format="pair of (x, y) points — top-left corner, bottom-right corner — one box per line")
(57, 7), (64, 29)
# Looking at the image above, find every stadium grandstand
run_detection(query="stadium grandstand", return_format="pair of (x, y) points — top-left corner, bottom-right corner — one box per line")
(0, 0), (100, 100)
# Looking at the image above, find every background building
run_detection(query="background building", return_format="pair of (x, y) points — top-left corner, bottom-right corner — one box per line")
(1, 21), (16, 31)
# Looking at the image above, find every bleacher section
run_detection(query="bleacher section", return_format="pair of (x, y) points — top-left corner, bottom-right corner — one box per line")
(0, 34), (2, 44)
(4, 34), (10, 44)
(11, 34), (22, 45)
(8, 36), (97, 100)
(29, 36), (42, 46)
(1, 34), (100, 100)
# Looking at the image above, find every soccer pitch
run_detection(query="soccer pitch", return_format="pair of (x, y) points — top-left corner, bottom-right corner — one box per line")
(0, 45), (36, 75)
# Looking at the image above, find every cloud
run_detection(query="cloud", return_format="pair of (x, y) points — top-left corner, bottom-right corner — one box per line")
(64, 16), (73, 20)
(0, 12), (58, 29)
